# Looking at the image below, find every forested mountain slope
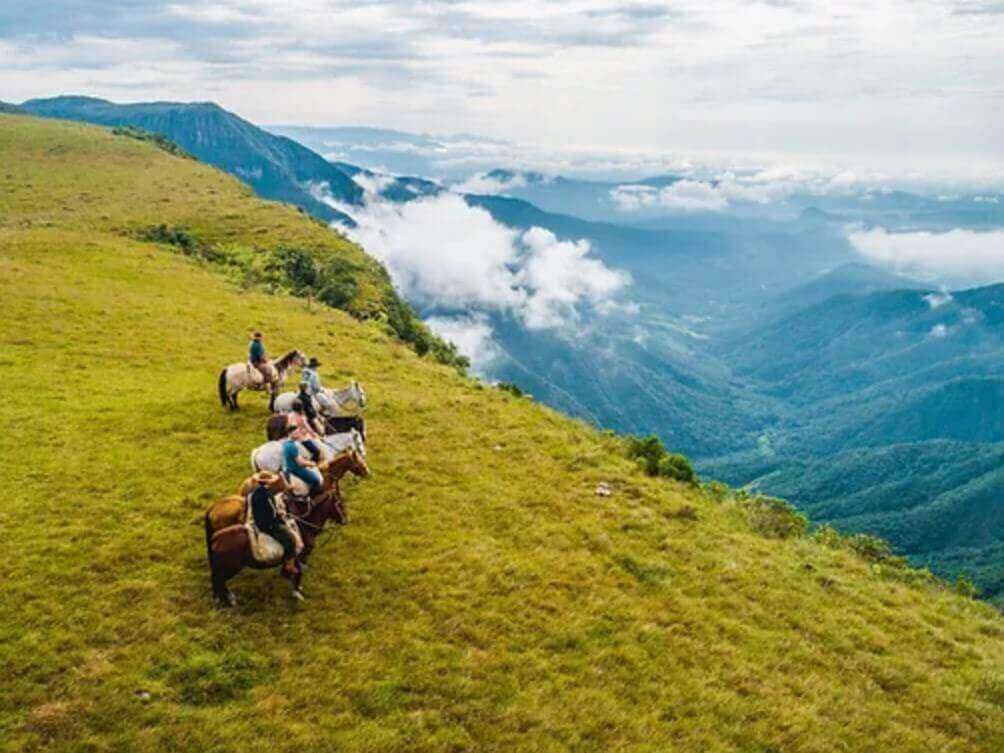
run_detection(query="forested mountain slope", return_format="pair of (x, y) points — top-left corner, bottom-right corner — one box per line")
(2, 113), (1004, 753)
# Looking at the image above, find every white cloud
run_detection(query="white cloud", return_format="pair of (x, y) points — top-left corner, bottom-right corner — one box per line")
(849, 228), (1004, 286)
(452, 171), (526, 195)
(929, 323), (950, 339)
(610, 172), (799, 212)
(312, 184), (631, 329)
(425, 314), (500, 371)
(518, 227), (630, 328)
(923, 291), (954, 309)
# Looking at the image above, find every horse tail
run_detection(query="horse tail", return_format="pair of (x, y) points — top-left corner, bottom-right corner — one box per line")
(218, 368), (228, 407)
(203, 510), (215, 569)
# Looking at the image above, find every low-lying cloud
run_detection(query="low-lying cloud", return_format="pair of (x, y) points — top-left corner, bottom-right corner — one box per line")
(424, 313), (500, 370)
(312, 178), (631, 366)
(849, 228), (1004, 286)
(610, 172), (801, 212)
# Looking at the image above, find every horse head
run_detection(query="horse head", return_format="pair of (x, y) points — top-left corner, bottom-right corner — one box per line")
(347, 448), (370, 479)
(354, 381), (367, 410)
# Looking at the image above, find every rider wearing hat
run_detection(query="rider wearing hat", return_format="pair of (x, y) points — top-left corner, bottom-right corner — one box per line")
(249, 475), (296, 563)
(300, 357), (333, 416)
(249, 331), (270, 381)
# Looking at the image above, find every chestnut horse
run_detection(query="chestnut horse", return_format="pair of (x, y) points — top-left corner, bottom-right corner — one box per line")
(217, 349), (306, 411)
(203, 450), (370, 605)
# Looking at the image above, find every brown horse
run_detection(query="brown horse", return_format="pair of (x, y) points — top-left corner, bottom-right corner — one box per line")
(217, 349), (306, 411)
(203, 450), (370, 605)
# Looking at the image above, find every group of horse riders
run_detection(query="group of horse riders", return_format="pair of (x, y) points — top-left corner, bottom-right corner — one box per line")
(206, 332), (369, 605)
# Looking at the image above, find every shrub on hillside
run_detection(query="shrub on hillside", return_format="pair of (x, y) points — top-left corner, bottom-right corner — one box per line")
(740, 495), (808, 539)
(496, 381), (524, 397)
(112, 125), (192, 159)
(625, 434), (697, 483)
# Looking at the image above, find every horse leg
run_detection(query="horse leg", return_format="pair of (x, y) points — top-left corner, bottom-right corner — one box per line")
(210, 555), (237, 606)
(230, 389), (239, 411)
(280, 559), (304, 600)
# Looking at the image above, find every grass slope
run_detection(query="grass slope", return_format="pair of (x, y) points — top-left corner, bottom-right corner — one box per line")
(2, 113), (1004, 752)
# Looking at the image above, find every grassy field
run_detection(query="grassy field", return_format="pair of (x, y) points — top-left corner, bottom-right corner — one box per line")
(2, 113), (1004, 752)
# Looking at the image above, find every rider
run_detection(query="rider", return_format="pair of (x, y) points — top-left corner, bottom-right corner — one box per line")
(249, 476), (296, 563)
(289, 397), (324, 462)
(301, 357), (334, 415)
(282, 431), (324, 497)
(248, 331), (270, 381)
(296, 378), (325, 434)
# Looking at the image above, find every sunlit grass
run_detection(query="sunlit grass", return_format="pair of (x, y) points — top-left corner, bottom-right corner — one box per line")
(2, 113), (1003, 752)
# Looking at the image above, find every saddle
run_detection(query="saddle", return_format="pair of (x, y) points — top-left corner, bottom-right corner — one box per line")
(246, 361), (277, 387)
(246, 523), (286, 565)
(246, 492), (305, 565)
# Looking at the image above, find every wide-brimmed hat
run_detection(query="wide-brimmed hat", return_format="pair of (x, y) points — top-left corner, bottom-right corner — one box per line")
(308, 357), (320, 367)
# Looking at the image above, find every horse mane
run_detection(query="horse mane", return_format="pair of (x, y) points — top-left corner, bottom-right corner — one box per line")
(274, 349), (301, 371)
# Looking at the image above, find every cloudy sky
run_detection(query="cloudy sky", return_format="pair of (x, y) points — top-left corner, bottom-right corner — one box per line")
(2, 1), (1002, 177)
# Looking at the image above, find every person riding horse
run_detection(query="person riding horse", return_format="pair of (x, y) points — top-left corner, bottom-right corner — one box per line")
(301, 357), (333, 415)
(249, 331), (270, 382)
(249, 476), (298, 564)
(289, 397), (324, 462)
(283, 430), (323, 496)
(296, 379), (325, 434)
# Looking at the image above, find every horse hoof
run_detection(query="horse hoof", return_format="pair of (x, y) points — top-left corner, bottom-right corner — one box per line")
(292, 589), (305, 601)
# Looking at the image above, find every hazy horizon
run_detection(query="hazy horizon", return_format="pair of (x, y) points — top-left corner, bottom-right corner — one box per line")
(3, 1), (1002, 183)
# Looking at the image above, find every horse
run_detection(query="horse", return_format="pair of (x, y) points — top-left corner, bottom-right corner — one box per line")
(217, 349), (306, 411)
(204, 451), (370, 605)
(204, 452), (369, 537)
(272, 381), (366, 417)
(266, 413), (366, 442)
(251, 431), (365, 473)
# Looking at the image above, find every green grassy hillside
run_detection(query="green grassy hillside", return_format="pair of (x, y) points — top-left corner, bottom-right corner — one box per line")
(2, 113), (1004, 752)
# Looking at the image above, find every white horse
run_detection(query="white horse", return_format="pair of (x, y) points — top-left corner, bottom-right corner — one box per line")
(250, 430), (365, 472)
(218, 349), (306, 411)
(272, 380), (367, 417)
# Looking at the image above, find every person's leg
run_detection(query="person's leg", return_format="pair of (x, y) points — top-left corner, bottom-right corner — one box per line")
(290, 465), (323, 496)
(302, 439), (321, 462)
(268, 524), (297, 560)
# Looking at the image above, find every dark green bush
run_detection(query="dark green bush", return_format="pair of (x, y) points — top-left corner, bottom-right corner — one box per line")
(658, 453), (695, 483)
(741, 495), (808, 539)
(496, 381), (524, 397)
(625, 434), (697, 483)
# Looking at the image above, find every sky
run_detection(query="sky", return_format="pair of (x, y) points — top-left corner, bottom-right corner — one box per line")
(2, 0), (1002, 180)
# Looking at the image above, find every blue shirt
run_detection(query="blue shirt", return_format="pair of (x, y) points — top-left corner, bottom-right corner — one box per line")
(281, 440), (301, 472)
(249, 340), (265, 363)
(301, 367), (322, 394)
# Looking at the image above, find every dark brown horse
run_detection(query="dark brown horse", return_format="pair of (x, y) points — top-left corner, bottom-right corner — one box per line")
(204, 450), (370, 605)
(265, 413), (366, 442)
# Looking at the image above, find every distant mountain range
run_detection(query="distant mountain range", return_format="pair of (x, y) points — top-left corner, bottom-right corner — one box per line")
(19, 95), (1004, 604)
